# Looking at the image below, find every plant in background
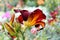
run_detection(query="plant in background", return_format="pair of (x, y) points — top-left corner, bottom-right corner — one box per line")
(0, 11), (11, 23)
(45, 0), (58, 12)
(47, 6), (60, 36)
(2, 11), (11, 18)
(37, 0), (45, 6)
(48, 10), (58, 26)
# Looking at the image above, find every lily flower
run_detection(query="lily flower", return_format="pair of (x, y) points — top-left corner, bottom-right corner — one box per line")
(14, 9), (46, 31)
(48, 10), (58, 26)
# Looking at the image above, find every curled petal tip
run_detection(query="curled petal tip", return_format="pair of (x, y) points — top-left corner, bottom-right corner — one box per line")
(14, 9), (21, 13)
(35, 21), (45, 31)
(34, 9), (46, 20)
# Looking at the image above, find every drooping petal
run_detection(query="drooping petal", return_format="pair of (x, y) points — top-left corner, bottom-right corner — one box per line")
(35, 21), (45, 31)
(35, 24), (44, 31)
(14, 9), (30, 22)
(36, 21), (45, 28)
(20, 10), (30, 21)
(17, 15), (23, 24)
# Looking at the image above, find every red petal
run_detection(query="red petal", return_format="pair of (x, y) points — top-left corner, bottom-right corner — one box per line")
(37, 13), (46, 22)
(17, 15), (23, 24)
(35, 9), (46, 21)
(27, 9), (46, 25)
(28, 9), (40, 22)
(20, 10), (30, 21)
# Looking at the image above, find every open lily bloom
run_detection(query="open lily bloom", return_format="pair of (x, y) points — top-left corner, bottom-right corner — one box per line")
(14, 9), (46, 31)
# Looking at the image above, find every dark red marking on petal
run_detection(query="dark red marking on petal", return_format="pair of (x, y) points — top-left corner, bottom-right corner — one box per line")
(35, 24), (40, 28)
(36, 21), (45, 28)
(20, 10), (30, 21)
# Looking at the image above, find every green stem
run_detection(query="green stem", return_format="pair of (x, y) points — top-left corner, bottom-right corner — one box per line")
(22, 32), (25, 40)
(19, 31), (25, 40)
(17, 34), (20, 40)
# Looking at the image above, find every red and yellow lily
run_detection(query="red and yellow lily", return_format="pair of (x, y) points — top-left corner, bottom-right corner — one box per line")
(4, 9), (46, 39)
(14, 9), (46, 31)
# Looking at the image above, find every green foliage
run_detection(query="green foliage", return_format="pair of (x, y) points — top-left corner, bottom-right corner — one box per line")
(45, 0), (58, 12)
(25, 0), (37, 7)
